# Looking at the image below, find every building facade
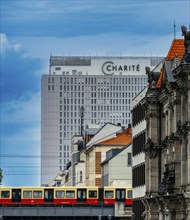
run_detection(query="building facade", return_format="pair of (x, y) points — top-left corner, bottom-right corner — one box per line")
(41, 56), (162, 184)
(85, 124), (132, 186)
(141, 28), (190, 219)
(101, 145), (132, 187)
(131, 87), (147, 219)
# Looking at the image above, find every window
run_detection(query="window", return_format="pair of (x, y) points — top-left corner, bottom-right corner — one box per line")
(88, 190), (97, 198)
(55, 67), (61, 71)
(128, 190), (132, 198)
(33, 191), (42, 198)
(56, 190), (65, 198)
(128, 153), (132, 166)
(66, 191), (75, 198)
(80, 171), (83, 182)
(133, 164), (145, 187)
(72, 70), (77, 75)
(1, 191), (10, 198)
(23, 191), (32, 198)
(57, 181), (61, 187)
(105, 191), (114, 198)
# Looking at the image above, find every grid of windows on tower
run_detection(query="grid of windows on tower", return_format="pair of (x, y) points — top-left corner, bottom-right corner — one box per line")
(43, 74), (147, 171)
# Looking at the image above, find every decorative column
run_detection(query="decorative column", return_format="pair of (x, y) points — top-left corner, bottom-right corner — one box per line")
(143, 91), (160, 219)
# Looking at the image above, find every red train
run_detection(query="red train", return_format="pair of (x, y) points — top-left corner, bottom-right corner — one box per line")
(0, 186), (132, 206)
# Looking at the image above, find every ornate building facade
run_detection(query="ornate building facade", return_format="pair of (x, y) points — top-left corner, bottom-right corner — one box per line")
(142, 27), (190, 219)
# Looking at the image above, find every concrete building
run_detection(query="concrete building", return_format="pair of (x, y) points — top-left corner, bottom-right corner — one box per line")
(41, 55), (162, 184)
(101, 145), (132, 187)
(139, 27), (190, 220)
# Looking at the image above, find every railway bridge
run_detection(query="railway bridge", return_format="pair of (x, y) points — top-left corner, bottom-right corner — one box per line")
(0, 203), (132, 220)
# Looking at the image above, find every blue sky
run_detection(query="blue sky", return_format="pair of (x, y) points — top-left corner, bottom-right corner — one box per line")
(0, 0), (189, 186)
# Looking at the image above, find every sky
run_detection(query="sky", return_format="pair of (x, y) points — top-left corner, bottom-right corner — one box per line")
(0, 0), (189, 186)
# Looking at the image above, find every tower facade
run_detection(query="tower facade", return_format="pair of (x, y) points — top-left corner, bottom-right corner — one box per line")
(41, 56), (161, 184)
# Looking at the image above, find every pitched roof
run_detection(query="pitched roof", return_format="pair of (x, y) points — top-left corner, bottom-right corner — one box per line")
(97, 128), (131, 146)
(165, 39), (184, 61)
(156, 39), (184, 88)
(86, 122), (122, 148)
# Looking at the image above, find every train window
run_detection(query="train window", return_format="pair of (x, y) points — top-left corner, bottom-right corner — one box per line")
(66, 191), (75, 198)
(88, 190), (97, 198)
(56, 190), (65, 198)
(127, 190), (132, 198)
(23, 191), (32, 198)
(1, 191), (10, 198)
(105, 191), (114, 198)
(33, 191), (42, 198)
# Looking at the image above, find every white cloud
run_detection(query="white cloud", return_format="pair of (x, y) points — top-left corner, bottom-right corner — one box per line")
(0, 33), (21, 53)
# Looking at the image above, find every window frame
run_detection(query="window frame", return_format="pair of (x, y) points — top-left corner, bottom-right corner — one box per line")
(105, 190), (114, 199)
(33, 190), (42, 198)
(23, 190), (32, 198)
(88, 190), (97, 198)
(55, 190), (65, 198)
(1, 190), (10, 198)
(66, 190), (75, 198)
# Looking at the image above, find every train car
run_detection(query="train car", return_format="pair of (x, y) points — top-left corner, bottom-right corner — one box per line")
(103, 187), (132, 206)
(0, 187), (45, 205)
(54, 187), (99, 205)
(22, 187), (44, 205)
(0, 186), (99, 206)
(0, 187), (11, 205)
(0, 186), (131, 206)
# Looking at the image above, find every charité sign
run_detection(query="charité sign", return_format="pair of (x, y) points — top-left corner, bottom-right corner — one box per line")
(102, 61), (140, 75)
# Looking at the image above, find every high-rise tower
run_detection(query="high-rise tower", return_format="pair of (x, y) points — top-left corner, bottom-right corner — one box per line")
(41, 56), (162, 184)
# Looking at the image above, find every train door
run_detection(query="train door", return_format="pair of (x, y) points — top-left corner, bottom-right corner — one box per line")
(116, 189), (125, 202)
(44, 189), (54, 203)
(77, 189), (86, 202)
(98, 188), (104, 203)
(12, 189), (21, 203)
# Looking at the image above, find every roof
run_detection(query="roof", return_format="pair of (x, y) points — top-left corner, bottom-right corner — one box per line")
(101, 144), (131, 165)
(156, 39), (184, 88)
(97, 128), (132, 146)
(165, 39), (184, 61)
(86, 122), (122, 148)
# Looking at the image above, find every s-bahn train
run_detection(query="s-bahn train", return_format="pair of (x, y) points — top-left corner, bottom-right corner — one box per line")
(0, 186), (132, 206)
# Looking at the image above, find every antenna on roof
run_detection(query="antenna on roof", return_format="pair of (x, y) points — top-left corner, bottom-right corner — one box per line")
(174, 20), (176, 39)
